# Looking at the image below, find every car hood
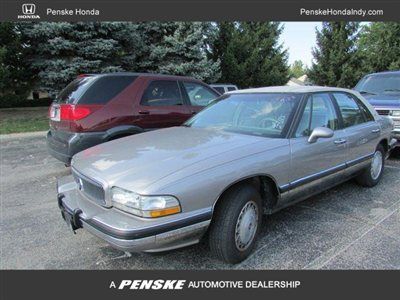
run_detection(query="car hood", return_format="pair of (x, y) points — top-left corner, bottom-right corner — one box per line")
(72, 127), (285, 193)
(363, 93), (400, 109)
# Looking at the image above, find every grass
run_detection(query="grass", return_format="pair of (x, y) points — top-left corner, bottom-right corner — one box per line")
(0, 107), (49, 134)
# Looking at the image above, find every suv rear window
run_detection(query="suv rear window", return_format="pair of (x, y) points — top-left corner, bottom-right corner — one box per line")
(79, 76), (137, 104)
(55, 77), (96, 104)
(55, 75), (137, 105)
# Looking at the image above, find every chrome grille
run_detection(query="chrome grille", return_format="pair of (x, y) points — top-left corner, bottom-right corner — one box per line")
(73, 170), (106, 206)
(376, 109), (390, 116)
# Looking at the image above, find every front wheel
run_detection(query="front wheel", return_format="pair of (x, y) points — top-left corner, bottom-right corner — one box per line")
(208, 184), (262, 264)
(355, 144), (385, 187)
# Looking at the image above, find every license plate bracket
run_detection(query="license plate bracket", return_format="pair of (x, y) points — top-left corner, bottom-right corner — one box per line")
(60, 202), (82, 234)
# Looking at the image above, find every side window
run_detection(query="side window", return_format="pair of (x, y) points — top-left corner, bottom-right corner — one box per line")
(182, 82), (218, 106)
(351, 95), (375, 122)
(227, 86), (237, 91)
(296, 93), (339, 137)
(213, 87), (225, 94)
(333, 93), (365, 127)
(141, 80), (183, 106)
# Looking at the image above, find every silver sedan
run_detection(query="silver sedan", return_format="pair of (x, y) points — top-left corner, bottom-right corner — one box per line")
(57, 86), (394, 264)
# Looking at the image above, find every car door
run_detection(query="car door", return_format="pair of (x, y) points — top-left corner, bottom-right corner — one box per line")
(331, 92), (381, 164)
(136, 79), (192, 129)
(288, 93), (348, 194)
(180, 81), (220, 115)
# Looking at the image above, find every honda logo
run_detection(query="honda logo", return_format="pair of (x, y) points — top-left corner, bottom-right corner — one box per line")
(22, 4), (36, 14)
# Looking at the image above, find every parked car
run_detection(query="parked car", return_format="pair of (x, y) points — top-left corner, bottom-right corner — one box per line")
(47, 73), (220, 164)
(354, 70), (400, 148)
(57, 86), (393, 264)
(210, 83), (239, 94)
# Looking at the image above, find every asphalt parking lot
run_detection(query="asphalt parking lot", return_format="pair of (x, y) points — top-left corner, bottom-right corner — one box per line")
(1, 133), (399, 270)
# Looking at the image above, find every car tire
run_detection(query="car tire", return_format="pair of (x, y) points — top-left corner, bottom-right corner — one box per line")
(355, 144), (385, 187)
(209, 184), (262, 264)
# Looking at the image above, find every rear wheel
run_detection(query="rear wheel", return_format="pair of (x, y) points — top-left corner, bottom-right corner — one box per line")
(355, 144), (385, 187)
(209, 184), (262, 264)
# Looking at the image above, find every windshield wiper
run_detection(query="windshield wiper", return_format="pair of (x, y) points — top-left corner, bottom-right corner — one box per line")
(359, 90), (377, 95)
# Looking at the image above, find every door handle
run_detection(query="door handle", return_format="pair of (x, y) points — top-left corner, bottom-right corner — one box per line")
(334, 139), (347, 145)
(138, 110), (150, 115)
(371, 128), (380, 133)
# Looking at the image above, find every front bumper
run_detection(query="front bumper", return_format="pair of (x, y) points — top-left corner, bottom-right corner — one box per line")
(57, 176), (211, 252)
(388, 127), (400, 150)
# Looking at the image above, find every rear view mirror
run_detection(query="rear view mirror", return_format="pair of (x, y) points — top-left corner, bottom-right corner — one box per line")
(308, 127), (334, 143)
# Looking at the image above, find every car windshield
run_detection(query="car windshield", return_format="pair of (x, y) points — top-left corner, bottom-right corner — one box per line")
(185, 93), (302, 138)
(355, 73), (400, 95)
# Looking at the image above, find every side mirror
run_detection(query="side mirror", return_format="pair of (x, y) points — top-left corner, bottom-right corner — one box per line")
(308, 127), (334, 143)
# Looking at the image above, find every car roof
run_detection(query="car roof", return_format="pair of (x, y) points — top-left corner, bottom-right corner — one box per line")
(226, 85), (355, 94)
(82, 72), (202, 82)
(363, 70), (400, 76)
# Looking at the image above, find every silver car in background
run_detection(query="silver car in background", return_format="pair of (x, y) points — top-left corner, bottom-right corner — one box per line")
(57, 86), (393, 264)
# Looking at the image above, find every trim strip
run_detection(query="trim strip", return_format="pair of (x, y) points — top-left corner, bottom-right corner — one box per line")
(279, 153), (374, 193)
(290, 163), (346, 190)
(85, 211), (212, 240)
(346, 153), (374, 167)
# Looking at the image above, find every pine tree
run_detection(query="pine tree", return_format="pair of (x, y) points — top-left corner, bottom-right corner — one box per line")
(21, 22), (146, 96)
(358, 22), (400, 72)
(20, 22), (220, 96)
(308, 22), (362, 88)
(146, 22), (220, 83)
(210, 22), (288, 88)
(0, 22), (34, 104)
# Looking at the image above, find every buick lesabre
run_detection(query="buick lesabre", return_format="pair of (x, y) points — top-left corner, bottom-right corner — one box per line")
(57, 86), (394, 263)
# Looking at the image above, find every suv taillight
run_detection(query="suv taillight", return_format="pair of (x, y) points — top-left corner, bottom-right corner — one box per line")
(59, 104), (101, 121)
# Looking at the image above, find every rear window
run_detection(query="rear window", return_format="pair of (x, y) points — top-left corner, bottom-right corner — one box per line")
(79, 76), (137, 104)
(55, 75), (137, 105)
(55, 77), (96, 104)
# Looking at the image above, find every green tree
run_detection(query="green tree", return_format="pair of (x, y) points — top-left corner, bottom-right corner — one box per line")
(358, 22), (400, 72)
(20, 22), (220, 96)
(145, 22), (220, 82)
(0, 22), (34, 103)
(289, 60), (307, 78)
(210, 22), (289, 88)
(21, 22), (146, 96)
(308, 22), (362, 88)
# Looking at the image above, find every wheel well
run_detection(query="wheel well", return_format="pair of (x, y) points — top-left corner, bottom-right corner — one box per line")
(379, 139), (388, 153)
(213, 175), (280, 215)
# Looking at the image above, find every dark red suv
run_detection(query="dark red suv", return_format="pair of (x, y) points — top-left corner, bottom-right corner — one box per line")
(46, 73), (220, 164)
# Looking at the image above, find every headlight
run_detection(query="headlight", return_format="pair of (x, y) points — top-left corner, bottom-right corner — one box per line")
(111, 187), (181, 218)
(392, 110), (400, 117)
